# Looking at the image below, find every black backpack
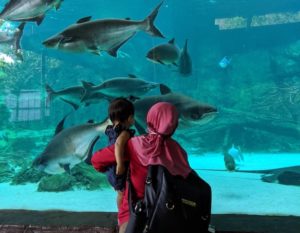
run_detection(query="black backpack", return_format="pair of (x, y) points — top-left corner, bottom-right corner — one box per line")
(125, 165), (212, 233)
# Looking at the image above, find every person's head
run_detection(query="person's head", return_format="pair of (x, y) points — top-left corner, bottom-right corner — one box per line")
(146, 102), (179, 137)
(108, 97), (135, 128)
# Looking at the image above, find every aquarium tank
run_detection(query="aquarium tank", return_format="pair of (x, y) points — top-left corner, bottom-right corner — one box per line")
(0, 0), (300, 226)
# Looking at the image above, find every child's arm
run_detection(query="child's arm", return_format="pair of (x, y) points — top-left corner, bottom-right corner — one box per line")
(91, 145), (117, 172)
(115, 130), (131, 175)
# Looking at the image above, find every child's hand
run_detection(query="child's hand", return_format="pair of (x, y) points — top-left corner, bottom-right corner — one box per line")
(116, 164), (126, 175)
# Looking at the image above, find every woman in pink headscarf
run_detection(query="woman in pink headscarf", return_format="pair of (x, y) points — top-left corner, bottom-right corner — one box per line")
(92, 102), (192, 233)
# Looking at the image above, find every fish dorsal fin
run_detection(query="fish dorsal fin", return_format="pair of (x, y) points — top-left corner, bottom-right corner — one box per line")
(81, 80), (94, 90)
(128, 74), (137, 78)
(55, 0), (63, 10)
(34, 14), (45, 25)
(84, 136), (100, 165)
(85, 81), (95, 86)
(54, 114), (69, 135)
(77, 16), (92, 24)
(159, 84), (172, 95)
(168, 38), (175, 44)
(183, 39), (188, 51)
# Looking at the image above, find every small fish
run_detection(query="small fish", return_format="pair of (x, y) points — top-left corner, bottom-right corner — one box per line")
(32, 116), (111, 174)
(43, 2), (164, 56)
(0, 0), (63, 25)
(0, 20), (25, 60)
(178, 39), (192, 76)
(218, 56), (231, 69)
(80, 74), (159, 102)
(146, 38), (180, 66)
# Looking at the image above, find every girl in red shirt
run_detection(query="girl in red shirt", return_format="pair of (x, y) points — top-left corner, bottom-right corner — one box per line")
(92, 102), (192, 233)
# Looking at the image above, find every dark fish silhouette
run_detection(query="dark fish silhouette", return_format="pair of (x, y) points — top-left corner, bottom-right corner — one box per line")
(43, 2), (164, 56)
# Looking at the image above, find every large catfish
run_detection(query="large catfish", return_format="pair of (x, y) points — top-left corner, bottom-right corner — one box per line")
(42, 2), (164, 57)
(33, 117), (110, 174)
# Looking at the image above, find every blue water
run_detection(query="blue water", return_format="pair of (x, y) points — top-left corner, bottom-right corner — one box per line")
(0, 0), (300, 216)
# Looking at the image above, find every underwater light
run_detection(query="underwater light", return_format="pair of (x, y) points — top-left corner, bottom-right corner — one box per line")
(215, 10), (300, 30)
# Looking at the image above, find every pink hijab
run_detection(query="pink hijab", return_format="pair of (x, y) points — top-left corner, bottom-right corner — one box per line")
(131, 102), (191, 178)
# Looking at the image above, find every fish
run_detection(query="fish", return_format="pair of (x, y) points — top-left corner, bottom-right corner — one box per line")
(133, 84), (218, 134)
(45, 83), (107, 110)
(0, 0), (63, 25)
(228, 144), (244, 163)
(32, 116), (111, 174)
(223, 150), (236, 171)
(42, 2), (164, 57)
(146, 38), (180, 66)
(218, 56), (231, 69)
(178, 39), (192, 76)
(0, 20), (25, 60)
(80, 74), (160, 102)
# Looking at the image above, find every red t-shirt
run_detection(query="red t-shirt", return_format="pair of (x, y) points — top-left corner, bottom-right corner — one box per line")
(91, 139), (148, 225)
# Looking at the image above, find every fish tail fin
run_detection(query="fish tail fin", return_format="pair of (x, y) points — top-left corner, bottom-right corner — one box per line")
(14, 22), (26, 61)
(45, 84), (56, 104)
(143, 1), (164, 38)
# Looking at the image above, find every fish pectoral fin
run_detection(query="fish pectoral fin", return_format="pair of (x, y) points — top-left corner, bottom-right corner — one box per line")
(77, 16), (92, 24)
(87, 44), (101, 55)
(34, 14), (45, 25)
(172, 62), (179, 67)
(59, 163), (71, 174)
(60, 98), (80, 110)
(157, 60), (165, 65)
(159, 84), (172, 95)
(91, 51), (101, 56)
(107, 34), (135, 57)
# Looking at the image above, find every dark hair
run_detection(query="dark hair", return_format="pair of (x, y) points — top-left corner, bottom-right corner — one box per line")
(108, 97), (134, 123)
